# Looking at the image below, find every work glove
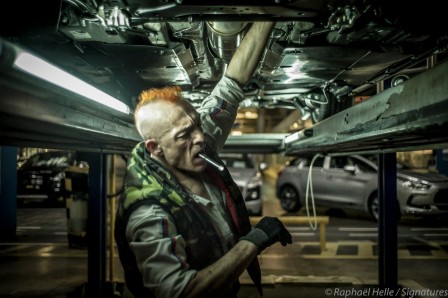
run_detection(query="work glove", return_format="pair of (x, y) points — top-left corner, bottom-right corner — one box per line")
(240, 216), (292, 254)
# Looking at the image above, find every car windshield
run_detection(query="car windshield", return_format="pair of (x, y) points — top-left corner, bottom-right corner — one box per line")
(289, 156), (324, 168)
(220, 153), (254, 169)
(301, 156), (325, 168)
(396, 161), (413, 170)
(20, 152), (73, 170)
(361, 154), (413, 170)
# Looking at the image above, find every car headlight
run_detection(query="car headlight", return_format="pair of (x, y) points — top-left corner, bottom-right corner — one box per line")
(400, 177), (431, 190)
(245, 176), (262, 202)
(52, 171), (66, 182)
(247, 175), (262, 189)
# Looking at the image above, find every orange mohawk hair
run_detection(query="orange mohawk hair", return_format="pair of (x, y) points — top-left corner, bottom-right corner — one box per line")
(137, 86), (182, 108)
(134, 86), (183, 130)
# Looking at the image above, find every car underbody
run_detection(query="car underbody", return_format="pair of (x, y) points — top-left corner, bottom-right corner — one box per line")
(2, 0), (448, 124)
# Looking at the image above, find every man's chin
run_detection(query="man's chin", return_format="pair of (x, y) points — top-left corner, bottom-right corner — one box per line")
(191, 158), (207, 172)
(185, 161), (207, 173)
(194, 163), (207, 173)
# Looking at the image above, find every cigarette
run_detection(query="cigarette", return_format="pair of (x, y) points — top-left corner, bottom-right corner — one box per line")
(198, 153), (224, 172)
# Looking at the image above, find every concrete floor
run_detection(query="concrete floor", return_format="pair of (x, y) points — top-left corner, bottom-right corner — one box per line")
(0, 210), (436, 298)
(1, 170), (444, 298)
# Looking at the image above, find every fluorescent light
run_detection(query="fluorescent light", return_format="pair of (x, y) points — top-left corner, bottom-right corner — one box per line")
(284, 132), (300, 144)
(13, 51), (130, 114)
(244, 111), (258, 119)
(284, 129), (313, 144)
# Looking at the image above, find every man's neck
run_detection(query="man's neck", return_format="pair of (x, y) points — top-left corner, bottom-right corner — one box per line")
(152, 154), (210, 200)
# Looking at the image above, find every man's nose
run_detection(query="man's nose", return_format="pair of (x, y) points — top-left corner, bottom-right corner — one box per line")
(192, 127), (205, 143)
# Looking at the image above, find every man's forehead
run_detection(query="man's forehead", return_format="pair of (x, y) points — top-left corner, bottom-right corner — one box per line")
(137, 99), (199, 136)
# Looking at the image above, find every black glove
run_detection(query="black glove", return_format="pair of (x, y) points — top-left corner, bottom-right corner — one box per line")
(240, 216), (292, 254)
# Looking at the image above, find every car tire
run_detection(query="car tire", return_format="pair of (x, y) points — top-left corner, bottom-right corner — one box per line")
(368, 195), (379, 221)
(368, 194), (402, 222)
(279, 185), (301, 212)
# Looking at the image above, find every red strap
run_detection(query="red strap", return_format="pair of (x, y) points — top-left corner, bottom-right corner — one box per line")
(206, 167), (241, 233)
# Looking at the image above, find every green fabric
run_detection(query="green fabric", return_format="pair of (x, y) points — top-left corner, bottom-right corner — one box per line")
(115, 141), (262, 297)
(123, 142), (185, 210)
(116, 142), (225, 274)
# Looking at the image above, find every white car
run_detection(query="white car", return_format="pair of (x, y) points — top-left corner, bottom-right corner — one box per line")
(220, 153), (267, 216)
(276, 154), (448, 221)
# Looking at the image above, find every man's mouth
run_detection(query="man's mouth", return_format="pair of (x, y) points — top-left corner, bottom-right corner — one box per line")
(193, 150), (204, 160)
(197, 153), (224, 171)
(192, 151), (206, 167)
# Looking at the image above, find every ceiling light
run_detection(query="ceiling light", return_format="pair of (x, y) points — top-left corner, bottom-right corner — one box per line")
(284, 128), (313, 144)
(244, 111), (258, 119)
(13, 51), (130, 114)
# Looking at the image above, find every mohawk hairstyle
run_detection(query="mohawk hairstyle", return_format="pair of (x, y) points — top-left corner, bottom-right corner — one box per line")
(137, 86), (182, 109)
(134, 86), (183, 134)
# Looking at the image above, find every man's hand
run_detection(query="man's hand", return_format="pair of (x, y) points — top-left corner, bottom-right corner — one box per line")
(240, 216), (292, 254)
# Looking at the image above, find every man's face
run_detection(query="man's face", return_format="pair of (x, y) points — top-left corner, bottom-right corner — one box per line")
(156, 101), (207, 173)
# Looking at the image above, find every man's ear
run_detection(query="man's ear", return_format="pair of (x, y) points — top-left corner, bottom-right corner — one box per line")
(145, 139), (163, 156)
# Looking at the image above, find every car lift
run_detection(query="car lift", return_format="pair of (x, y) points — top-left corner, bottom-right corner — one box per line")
(281, 58), (448, 291)
(1, 34), (448, 295)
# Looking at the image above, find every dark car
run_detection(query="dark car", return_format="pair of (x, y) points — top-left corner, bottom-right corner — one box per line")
(17, 151), (88, 206)
(219, 153), (267, 216)
(275, 154), (448, 220)
(1, 1), (447, 124)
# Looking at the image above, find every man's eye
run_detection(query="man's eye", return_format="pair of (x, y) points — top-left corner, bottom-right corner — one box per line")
(176, 132), (189, 140)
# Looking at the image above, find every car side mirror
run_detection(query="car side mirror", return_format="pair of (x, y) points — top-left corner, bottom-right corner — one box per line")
(259, 162), (268, 171)
(344, 165), (356, 174)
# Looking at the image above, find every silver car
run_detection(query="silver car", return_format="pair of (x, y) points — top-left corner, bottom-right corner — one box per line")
(220, 153), (267, 216)
(276, 154), (448, 220)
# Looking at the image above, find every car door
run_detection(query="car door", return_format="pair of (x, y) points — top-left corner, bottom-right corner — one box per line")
(319, 155), (376, 209)
(296, 155), (327, 204)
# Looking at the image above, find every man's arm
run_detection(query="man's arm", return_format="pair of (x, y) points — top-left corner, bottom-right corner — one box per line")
(198, 22), (275, 152)
(182, 240), (257, 297)
(182, 216), (292, 297)
(225, 22), (275, 86)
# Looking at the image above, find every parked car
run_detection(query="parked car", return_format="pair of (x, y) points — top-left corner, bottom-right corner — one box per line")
(17, 151), (88, 206)
(219, 153), (267, 216)
(276, 154), (448, 220)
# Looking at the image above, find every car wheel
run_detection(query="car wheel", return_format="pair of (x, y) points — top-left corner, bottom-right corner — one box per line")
(279, 185), (301, 212)
(369, 195), (402, 222)
(368, 195), (379, 221)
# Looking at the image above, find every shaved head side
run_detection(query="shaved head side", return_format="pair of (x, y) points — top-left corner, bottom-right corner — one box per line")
(135, 86), (182, 140)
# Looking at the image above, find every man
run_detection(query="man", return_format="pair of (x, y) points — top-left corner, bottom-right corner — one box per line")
(115, 22), (292, 298)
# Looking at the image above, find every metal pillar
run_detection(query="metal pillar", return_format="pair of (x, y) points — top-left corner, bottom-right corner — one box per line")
(78, 152), (108, 297)
(108, 154), (116, 282)
(377, 153), (398, 292)
(0, 146), (18, 240)
(435, 149), (448, 176)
